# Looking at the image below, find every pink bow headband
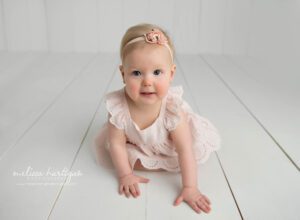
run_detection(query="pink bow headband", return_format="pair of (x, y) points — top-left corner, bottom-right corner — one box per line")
(124, 29), (173, 62)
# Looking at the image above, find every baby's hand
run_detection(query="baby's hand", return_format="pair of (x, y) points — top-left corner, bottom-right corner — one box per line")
(174, 186), (211, 214)
(118, 173), (150, 198)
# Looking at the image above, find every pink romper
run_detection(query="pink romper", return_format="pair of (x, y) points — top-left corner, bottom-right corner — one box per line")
(94, 86), (221, 172)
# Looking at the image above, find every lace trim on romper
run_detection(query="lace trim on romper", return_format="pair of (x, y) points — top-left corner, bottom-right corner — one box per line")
(95, 86), (221, 172)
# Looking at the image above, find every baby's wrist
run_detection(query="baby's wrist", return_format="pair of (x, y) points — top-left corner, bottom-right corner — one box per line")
(119, 172), (133, 179)
(183, 185), (197, 189)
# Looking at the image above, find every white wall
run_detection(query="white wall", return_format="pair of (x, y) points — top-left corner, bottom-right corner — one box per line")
(0, 0), (299, 66)
(222, 0), (300, 90)
(0, 0), (201, 53)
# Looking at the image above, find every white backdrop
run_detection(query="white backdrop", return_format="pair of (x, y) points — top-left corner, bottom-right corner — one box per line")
(0, 0), (299, 73)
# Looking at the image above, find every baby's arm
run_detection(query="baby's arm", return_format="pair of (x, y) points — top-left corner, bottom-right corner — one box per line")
(107, 121), (131, 177)
(170, 110), (211, 214)
(107, 121), (149, 198)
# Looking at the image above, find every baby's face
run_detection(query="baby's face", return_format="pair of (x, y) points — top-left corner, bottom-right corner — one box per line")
(120, 44), (176, 106)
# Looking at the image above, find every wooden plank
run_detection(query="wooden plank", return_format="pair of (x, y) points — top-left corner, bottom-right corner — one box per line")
(49, 58), (240, 219)
(0, 53), (117, 220)
(0, 52), (95, 159)
(1, 52), (47, 156)
(208, 55), (299, 168)
(178, 54), (300, 220)
(0, 52), (39, 75)
(146, 59), (241, 219)
(49, 66), (147, 219)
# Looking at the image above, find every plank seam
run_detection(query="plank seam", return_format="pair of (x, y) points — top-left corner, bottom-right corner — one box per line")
(216, 153), (244, 220)
(204, 54), (299, 172)
(47, 56), (118, 220)
(0, 53), (98, 162)
(174, 56), (199, 112)
(176, 55), (244, 220)
(0, 52), (50, 159)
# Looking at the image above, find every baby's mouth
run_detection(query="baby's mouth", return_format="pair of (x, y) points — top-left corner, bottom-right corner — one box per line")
(140, 92), (156, 95)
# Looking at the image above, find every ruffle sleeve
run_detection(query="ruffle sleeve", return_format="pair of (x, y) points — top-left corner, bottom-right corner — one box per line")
(105, 89), (127, 130)
(164, 86), (184, 131)
(190, 115), (221, 163)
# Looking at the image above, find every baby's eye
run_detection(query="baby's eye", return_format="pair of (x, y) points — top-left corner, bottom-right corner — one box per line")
(153, 69), (162, 76)
(131, 70), (141, 76)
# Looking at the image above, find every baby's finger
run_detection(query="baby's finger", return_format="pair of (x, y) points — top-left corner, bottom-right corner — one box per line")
(138, 176), (150, 183)
(198, 196), (209, 206)
(203, 195), (211, 205)
(124, 185), (131, 198)
(190, 202), (201, 214)
(119, 185), (124, 195)
(174, 195), (183, 206)
(196, 200), (210, 213)
(134, 183), (140, 196)
(129, 185), (137, 197)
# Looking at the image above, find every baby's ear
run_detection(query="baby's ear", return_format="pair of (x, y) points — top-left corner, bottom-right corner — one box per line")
(170, 64), (176, 81)
(119, 65), (123, 73)
(119, 65), (125, 83)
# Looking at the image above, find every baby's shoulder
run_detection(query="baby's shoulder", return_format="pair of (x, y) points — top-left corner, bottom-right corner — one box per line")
(163, 86), (184, 131)
(104, 88), (127, 129)
(167, 86), (184, 98)
(165, 86), (184, 111)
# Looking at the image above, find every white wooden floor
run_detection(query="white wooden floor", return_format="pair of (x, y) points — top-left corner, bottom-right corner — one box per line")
(0, 52), (299, 220)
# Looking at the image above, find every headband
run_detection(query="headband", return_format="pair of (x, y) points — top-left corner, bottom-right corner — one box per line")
(124, 29), (173, 62)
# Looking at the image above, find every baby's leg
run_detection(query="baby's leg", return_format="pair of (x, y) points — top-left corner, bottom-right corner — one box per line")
(134, 159), (165, 172)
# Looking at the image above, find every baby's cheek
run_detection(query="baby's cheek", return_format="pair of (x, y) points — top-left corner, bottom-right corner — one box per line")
(156, 81), (169, 97)
(127, 83), (139, 97)
(130, 84), (139, 94)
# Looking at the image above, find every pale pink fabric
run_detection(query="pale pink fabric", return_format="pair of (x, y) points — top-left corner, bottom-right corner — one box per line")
(94, 86), (221, 172)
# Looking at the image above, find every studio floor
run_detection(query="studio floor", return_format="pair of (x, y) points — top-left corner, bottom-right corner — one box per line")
(0, 52), (299, 220)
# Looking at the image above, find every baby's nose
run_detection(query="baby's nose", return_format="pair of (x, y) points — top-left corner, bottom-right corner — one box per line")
(142, 74), (153, 86)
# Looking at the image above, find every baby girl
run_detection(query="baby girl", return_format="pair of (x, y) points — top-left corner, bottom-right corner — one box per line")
(95, 23), (221, 214)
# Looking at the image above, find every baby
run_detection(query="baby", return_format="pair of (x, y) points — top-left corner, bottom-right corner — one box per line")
(95, 23), (221, 214)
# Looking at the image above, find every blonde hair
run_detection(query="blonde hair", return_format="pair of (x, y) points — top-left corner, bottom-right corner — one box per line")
(120, 23), (175, 62)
